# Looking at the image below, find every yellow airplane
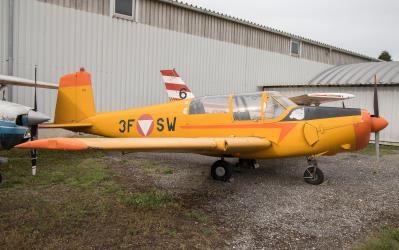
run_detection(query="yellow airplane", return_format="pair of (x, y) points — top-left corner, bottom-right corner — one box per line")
(17, 68), (388, 185)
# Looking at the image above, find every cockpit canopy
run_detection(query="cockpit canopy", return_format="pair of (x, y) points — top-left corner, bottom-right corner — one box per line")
(188, 91), (296, 120)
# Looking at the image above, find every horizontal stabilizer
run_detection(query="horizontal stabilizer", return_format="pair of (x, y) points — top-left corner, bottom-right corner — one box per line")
(0, 75), (58, 89)
(290, 93), (355, 106)
(16, 137), (271, 153)
(39, 123), (92, 129)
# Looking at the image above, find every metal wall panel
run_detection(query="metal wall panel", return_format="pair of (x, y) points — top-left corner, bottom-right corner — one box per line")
(139, 0), (295, 56)
(38, 0), (110, 15)
(37, 0), (375, 65)
(265, 86), (399, 145)
(11, 0), (330, 118)
(137, 0), (373, 65)
(0, 0), (9, 75)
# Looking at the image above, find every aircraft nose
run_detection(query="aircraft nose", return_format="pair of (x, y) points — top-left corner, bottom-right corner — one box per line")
(370, 116), (388, 132)
(353, 110), (372, 150)
(27, 110), (50, 125)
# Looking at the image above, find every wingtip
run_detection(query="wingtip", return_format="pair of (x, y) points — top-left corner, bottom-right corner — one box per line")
(16, 138), (89, 151)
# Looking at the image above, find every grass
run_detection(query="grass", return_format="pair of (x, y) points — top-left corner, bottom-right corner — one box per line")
(356, 227), (399, 250)
(186, 209), (209, 224)
(0, 149), (226, 249)
(121, 189), (176, 208)
(359, 144), (399, 156)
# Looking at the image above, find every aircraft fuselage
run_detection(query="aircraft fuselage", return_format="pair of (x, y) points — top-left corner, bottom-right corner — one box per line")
(78, 97), (372, 159)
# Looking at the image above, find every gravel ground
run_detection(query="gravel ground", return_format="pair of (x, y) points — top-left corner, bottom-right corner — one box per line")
(116, 151), (399, 249)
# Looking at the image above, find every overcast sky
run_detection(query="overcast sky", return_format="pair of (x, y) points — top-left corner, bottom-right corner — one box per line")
(183, 0), (399, 60)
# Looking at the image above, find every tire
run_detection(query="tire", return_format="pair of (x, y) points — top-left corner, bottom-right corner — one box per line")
(303, 166), (324, 185)
(0, 173), (2, 184)
(211, 160), (232, 181)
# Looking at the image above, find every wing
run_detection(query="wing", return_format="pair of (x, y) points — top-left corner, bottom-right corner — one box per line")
(16, 137), (271, 153)
(0, 74), (58, 89)
(290, 93), (355, 106)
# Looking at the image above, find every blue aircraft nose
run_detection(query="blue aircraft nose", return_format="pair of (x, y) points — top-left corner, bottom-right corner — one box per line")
(27, 110), (50, 125)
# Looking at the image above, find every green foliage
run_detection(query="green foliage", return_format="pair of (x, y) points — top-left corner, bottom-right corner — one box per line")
(356, 227), (399, 250)
(378, 50), (393, 61)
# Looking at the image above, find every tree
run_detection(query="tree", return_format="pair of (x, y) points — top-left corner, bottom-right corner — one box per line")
(378, 51), (392, 61)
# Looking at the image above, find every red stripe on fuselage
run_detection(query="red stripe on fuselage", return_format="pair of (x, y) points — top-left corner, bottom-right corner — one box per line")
(180, 123), (297, 143)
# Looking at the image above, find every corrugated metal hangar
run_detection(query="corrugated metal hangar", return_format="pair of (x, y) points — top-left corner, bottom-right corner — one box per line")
(1, 0), (397, 144)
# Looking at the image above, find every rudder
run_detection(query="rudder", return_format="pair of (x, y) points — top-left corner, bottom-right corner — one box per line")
(54, 68), (96, 124)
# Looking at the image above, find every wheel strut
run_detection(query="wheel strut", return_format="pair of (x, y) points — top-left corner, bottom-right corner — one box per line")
(304, 156), (324, 185)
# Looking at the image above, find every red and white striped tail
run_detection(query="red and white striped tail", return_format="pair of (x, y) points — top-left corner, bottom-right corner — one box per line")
(160, 69), (194, 101)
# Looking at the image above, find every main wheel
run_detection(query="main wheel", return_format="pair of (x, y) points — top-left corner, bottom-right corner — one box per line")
(211, 160), (232, 182)
(303, 166), (324, 185)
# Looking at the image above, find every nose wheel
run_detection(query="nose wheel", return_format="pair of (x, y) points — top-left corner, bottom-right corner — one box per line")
(211, 159), (233, 182)
(304, 156), (324, 185)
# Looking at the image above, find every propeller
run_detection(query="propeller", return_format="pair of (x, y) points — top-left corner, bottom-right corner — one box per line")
(373, 74), (380, 161)
(30, 66), (38, 175)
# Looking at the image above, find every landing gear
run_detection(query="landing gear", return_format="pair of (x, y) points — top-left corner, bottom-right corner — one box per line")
(211, 159), (233, 182)
(236, 159), (259, 169)
(303, 156), (324, 185)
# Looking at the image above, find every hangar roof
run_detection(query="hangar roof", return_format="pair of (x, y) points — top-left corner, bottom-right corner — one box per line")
(307, 62), (399, 86)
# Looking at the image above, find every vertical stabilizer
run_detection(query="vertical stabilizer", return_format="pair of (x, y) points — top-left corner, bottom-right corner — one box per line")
(160, 69), (194, 101)
(54, 68), (96, 124)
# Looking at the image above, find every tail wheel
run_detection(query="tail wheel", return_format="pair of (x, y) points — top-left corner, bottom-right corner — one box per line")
(211, 160), (232, 182)
(303, 166), (324, 185)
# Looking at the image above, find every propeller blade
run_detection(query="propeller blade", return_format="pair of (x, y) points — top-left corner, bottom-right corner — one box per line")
(373, 75), (379, 117)
(34, 66), (38, 111)
(30, 124), (38, 176)
(31, 66), (38, 176)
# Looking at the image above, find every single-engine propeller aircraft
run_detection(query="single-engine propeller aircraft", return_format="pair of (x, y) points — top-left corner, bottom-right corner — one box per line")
(17, 68), (388, 185)
(0, 70), (58, 183)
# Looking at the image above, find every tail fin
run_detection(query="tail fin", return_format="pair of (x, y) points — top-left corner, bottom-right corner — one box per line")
(160, 69), (194, 101)
(54, 68), (96, 124)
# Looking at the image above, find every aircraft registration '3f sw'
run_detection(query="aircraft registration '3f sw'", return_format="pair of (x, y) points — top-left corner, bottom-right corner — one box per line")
(17, 68), (389, 185)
